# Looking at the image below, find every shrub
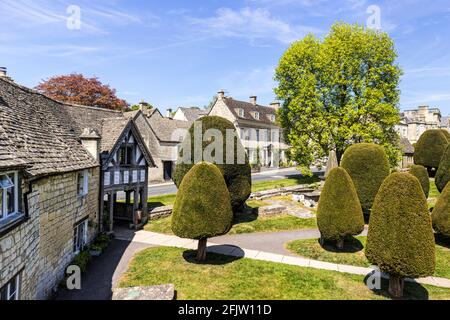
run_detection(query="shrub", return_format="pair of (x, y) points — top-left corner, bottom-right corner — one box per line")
(408, 165), (430, 198)
(436, 144), (450, 193)
(72, 251), (91, 273)
(432, 181), (450, 238)
(171, 162), (233, 261)
(340, 143), (390, 213)
(173, 116), (251, 212)
(365, 172), (435, 298)
(414, 129), (449, 172)
(317, 167), (364, 249)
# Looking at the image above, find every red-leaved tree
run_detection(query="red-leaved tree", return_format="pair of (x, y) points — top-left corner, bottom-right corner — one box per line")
(35, 73), (128, 110)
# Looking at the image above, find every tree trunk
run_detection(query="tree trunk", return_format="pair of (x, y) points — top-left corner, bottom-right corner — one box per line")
(196, 238), (207, 261)
(336, 150), (344, 165)
(336, 238), (344, 250)
(388, 274), (404, 299)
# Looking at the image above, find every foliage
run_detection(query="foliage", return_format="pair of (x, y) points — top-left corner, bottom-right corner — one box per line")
(341, 143), (390, 212)
(72, 251), (91, 273)
(317, 167), (364, 242)
(171, 162), (233, 239)
(436, 144), (450, 193)
(414, 129), (449, 170)
(408, 165), (430, 198)
(432, 181), (450, 238)
(365, 173), (435, 278)
(35, 73), (128, 110)
(275, 22), (402, 170)
(173, 116), (251, 211)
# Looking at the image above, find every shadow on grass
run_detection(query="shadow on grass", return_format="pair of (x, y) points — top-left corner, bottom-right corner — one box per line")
(233, 212), (258, 226)
(182, 245), (244, 265)
(363, 272), (429, 300)
(148, 201), (165, 209)
(319, 236), (364, 253)
(435, 234), (450, 249)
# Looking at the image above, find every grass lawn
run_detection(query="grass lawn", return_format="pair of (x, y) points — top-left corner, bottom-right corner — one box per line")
(286, 236), (450, 279)
(119, 246), (450, 300)
(252, 174), (321, 192)
(145, 213), (317, 235)
(428, 178), (440, 209)
(147, 194), (177, 208)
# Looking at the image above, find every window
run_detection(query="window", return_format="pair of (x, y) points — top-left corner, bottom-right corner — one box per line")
(73, 220), (88, 253)
(256, 129), (260, 142)
(118, 146), (133, 165)
(238, 109), (245, 117)
(0, 273), (20, 300)
(254, 112), (260, 120)
(270, 115), (276, 122)
(0, 172), (19, 222)
(77, 169), (89, 197)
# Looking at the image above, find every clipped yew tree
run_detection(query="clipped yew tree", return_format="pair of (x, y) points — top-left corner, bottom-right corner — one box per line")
(408, 164), (430, 198)
(436, 144), (450, 193)
(340, 143), (390, 213)
(432, 181), (450, 238)
(414, 129), (449, 175)
(365, 172), (435, 298)
(173, 116), (251, 212)
(171, 162), (233, 261)
(317, 167), (364, 249)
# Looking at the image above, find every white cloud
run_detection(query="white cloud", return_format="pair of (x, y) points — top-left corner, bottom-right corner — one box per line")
(188, 7), (322, 45)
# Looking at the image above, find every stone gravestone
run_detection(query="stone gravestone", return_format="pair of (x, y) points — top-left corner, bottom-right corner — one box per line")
(324, 150), (338, 179)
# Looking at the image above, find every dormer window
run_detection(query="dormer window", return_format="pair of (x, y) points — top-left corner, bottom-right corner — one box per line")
(238, 108), (245, 117)
(254, 112), (260, 120)
(0, 172), (19, 222)
(270, 114), (276, 122)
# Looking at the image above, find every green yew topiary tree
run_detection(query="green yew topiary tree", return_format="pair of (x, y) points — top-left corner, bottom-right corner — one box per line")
(173, 116), (251, 212)
(432, 181), (450, 238)
(365, 172), (435, 298)
(340, 143), (390, 213)
(436, 144), (450, 193)
(317, 167), (364, 249)
(414, 129), (449, 175)
(408, 164), (430, 198)
(171, 162), (233, 261)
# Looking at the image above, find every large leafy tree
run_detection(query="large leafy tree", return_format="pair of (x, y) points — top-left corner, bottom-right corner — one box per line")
(35, 73), (128, 110)
(275, 23), (402, 169)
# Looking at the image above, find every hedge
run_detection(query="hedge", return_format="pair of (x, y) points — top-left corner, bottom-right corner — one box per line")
(173, 116), (251, 212)
(317, 167), (364, 247)
(414, 129), (449, 170)
(340, 143), (390, 213)
(171, 162), (233, 239)
(365, 172), (435, 279)
(435, 144), (450, 193)
(432, 181), (450, 238)
(408, 164), (430, 198)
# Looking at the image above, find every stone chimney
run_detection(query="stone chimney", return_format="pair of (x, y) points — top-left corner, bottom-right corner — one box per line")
(79, 128), (101, 161)
(0, 67), (8, 78)
(166, 108), (173, 118)
(217, 90), (225, 100)
(250, 95), (257, 105)
(139, 101), (149, 116)
(270, 102), (281, 110)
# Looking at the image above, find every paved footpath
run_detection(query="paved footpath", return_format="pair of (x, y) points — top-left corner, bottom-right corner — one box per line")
(115, 229), (450, 289)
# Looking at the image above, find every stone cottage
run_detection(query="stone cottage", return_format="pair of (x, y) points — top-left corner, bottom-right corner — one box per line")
(0, 76), (100, 300)
(0, 74), (155, 300)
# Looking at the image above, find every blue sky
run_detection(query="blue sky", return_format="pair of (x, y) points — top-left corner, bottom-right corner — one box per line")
(1, 0), (450, 114)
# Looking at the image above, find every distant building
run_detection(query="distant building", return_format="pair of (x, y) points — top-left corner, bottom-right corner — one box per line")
(208, 91), (289, 167)
(395, 106), (442, 144)
(173, 107), (209, 122)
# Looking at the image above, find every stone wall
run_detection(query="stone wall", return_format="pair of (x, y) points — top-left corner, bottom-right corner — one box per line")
(0, 168), (99, 300)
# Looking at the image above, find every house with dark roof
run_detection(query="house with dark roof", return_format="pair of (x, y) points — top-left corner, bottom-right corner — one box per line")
(0, 74), (154, 300)
(207, 91), (288, 167)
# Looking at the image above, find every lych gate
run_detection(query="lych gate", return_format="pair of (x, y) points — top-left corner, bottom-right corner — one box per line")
(99, 119), (155, 232)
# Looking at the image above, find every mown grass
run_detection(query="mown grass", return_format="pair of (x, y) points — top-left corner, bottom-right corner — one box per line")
(145, 214), (317, 235)
(119, 246), (450, 300)
(287, 236), (450, 279)
(252, 174), (321, 192)
(428, 178), (440, 209)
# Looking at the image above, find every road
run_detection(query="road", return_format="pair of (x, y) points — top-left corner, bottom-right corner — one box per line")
(148, 167), (320, 196)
